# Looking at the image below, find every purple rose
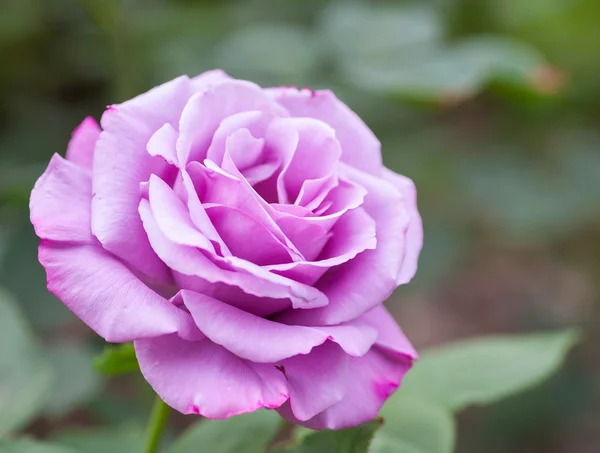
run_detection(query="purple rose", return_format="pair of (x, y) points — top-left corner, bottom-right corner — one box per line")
(30, 71), (422, 429)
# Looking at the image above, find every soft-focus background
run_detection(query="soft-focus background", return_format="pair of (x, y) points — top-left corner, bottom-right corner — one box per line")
(1, 0), (598, 452)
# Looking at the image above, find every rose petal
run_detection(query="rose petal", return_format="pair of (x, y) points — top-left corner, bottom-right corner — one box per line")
(382, 167), (423, 284)
(38, 241), (197, 343)
(361, 305), (418, 359)
(66, 117), (100, 170)
(139, 199), (328, 312)
(92, 76), (194, 284)
(268, 117), (341, 204)
(135, 334), (290, 418)
(177, 80), (285, 165)
(278, 165), (409, 325)
(205, 204), (293, 265)
(206, 110), (271, 167)
(267, 87), (382, 175)
(179, 290), (376, 363)
(147, 123), (179, 166)
(30, 154), (93, 244)
(278, 342), (349, 421)
(147, 175), (215, 253)
(180, 170), (231, 256)
(188, 160), (303, 261)
(281, 347), (413, 429)
(267, 207), (376, 285)
(190, 69), (231, 92)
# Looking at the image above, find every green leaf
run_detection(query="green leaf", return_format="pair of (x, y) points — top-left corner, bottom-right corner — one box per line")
(400, 329), (579, 411)
(278, 419), (382, 453)
(0, 222), (74, 332)
(371, 396), (455, 453)
(53, 424), (144, 453)
(93, 343), (139, 376)
(168, 409), (281, 453)
(319, 2), (441, 59)
(43, 344), (103, 416)
(214, 24), (319, 87)
(0, 288), (53, 435)
(0, 438), (76, 453)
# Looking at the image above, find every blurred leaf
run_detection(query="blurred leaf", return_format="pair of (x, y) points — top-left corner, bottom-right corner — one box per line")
(342, 36), (552, 103)
(401, 329), (579, 411)
(0, 0), (41, 44)
(93, 343), (139, 376)
(53, 424), (144, 453)
(319, 2), (441, 59)
(0, 288), (53, 435)
(277, 419), (382, 453)
(168, 409), (281, 453)
(43, 343), (103, 417)
(372, 396), (455, 453)
(0, 439), (76, 453)
(0, 221), (75, 332)
(461, 148), (600, 242)
(214, 24), (318, 87)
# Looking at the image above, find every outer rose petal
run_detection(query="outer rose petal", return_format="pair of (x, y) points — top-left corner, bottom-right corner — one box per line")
(135, 334), (290, 418)
(362, 305), (418, 359)
(179, 290), (377, 363)
(280, 347), (414, 430)
(190, 69), (231, 92)
(38, 242), (198, 343)
(267, 87), (382, 175)
(30, 154), (93, 244)
(66, 117), (100, 170)
(279, 342), (349, 421)
(92, 76), (195, 284)
(382, 167), (423, 284)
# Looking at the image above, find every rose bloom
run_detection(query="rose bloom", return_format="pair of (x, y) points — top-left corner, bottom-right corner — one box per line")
(30, 71), (422, 430)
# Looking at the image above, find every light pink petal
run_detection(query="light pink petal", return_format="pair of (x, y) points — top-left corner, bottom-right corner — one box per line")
(205, 204), (293, 265)
(226, 129), (265, 171)
(175, 273), (291, 317)
(177, 80), (285, 165)
(278, 165), (410, 325)
(190, 69), (231, 92)
(361, 305), (418, 359)
(281, 347), (414, 430)
(139, 200), (328, 312)
(135, 335), (289, 418)
(180, 291), (326, 362)
(147, 175), (215, 253)
(30, 154), (93, 244)
(180, 170), (231, 256)
(179, 290), (376, 363)
(268, 207), (377, 285)
(295, 175), (338, 211)
(92, 76), (194, 284)
(274, 216), (330, 265)
(270, 117), (342, 204)
(66, 117), (100, 170)
(147, 123), (179, 166)
(382, 167), (423, 284)
(278, 342), (349, 421)
(267, 87), (382, 175)
(188, 160), (303, 261)
(38, 241), (198, 343)
(271, 178), (368, 236)
(205, 110), (271, 166)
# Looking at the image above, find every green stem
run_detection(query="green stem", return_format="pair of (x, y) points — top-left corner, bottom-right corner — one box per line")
(144, 396), (171, 453)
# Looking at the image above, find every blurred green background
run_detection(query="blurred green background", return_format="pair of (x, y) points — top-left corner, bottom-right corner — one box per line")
(0, 0), (599, 452)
